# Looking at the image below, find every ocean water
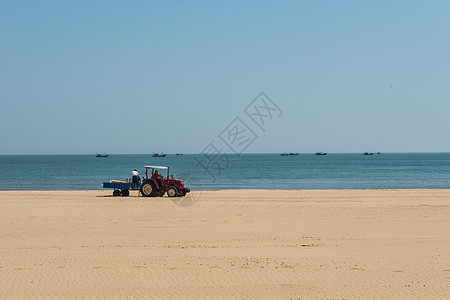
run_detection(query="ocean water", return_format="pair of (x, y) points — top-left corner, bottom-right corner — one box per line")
(1, 153), (450, 191)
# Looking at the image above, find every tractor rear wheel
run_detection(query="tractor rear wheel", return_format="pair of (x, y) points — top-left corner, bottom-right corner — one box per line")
(167, 187), (178, 197)
(141, 181), (156, 197)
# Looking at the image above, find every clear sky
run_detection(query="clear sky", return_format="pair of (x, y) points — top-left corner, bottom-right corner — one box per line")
(1, 0), (449, 154)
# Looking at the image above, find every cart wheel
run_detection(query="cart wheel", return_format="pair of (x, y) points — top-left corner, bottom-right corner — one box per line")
(121, 189), (130, 197)
(167, 187), (178, 197)
(113, 190), (121, 196)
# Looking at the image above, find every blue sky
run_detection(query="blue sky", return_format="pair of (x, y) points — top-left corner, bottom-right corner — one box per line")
(1, 1), (449, 154)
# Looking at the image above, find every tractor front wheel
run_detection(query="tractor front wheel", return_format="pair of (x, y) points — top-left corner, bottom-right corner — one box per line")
(167, 187), (178, 197)
(141, 181), (156, 197)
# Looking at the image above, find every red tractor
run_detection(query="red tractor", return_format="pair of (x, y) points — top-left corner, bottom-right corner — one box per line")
(140, 166), (190, 197)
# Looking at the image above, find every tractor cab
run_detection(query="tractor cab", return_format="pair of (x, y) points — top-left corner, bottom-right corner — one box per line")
(140, 165), (190, 197)
(144, 166), (168, 188)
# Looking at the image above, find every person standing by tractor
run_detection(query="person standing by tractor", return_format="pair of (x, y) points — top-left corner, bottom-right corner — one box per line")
(131, 169), (140, 189)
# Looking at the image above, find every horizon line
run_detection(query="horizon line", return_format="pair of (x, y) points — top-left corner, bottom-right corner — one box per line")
(2, 151), (450, 156)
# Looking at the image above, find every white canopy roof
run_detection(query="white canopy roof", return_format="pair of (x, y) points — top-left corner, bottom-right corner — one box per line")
(145, 165), (168, 169)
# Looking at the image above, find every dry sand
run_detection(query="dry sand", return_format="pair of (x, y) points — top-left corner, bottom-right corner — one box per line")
(0, 189), (449, 299)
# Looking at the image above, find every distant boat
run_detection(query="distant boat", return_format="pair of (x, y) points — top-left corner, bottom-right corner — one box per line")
(152, 151), (166, 157)
(96, 152), (109, 157)
(363, 152), (374, 155)
(289, 152), (299, 156)
(377, 152), (381, 155)
(176, 153), (183, 156)
(315, 152), (327, 156)
(280, 153), (289, 156)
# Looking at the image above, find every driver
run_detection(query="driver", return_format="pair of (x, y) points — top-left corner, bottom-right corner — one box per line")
(152, 170), (162, 186)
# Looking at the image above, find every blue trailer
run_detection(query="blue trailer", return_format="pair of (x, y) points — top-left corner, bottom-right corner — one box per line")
(102, 181), (138, 197)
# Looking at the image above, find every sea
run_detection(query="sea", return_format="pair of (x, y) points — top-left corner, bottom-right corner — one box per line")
(1, 153), (450, 191)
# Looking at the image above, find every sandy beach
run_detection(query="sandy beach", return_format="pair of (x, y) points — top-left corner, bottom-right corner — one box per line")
(0, 189), (449, 299)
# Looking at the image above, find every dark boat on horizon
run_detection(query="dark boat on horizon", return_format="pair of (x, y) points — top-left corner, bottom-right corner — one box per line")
(315, 152), (327, 155)
(152, 151), (166, 157)
(96, 152), (109, 157)
(289, 152), (299, 156)
(363, 152), (374, 155)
